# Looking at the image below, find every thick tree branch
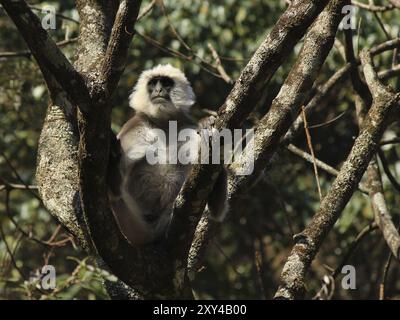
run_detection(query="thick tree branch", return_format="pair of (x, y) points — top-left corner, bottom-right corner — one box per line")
(366, 158), (400, 260)
(100, 0), (142, 97)
(353, 44), (400, 263)
(29, 0), (186, 299)
(190, 0), (351, 282)
(72, 1), (168, 297)
(74, 0), (119, 80)
(274, 49), (400, 299)
(229, 0), (347, 203)
(168, 0), (332, 258)
(183, 0), (340, 277)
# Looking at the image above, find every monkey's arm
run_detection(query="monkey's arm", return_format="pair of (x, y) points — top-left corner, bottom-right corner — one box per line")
(119, 117), (155, 164)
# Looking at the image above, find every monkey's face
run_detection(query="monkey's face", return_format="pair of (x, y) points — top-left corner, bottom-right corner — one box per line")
(147, 76), (174, 105)
(129, 64), (196, 118)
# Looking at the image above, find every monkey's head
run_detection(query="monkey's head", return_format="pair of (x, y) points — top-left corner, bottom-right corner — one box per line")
(129, 64), (195, 119)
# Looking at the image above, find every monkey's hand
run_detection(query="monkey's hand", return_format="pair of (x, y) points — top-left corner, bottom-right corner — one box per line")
(198, 114), (217, 130)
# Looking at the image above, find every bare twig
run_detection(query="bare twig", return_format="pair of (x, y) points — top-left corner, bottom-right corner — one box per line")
(370, 38), (400, 55)
(378, 149), (400, 193)
(0, 222), (26, 280)
(307, 111), (347, 129)
(0, 183), (38, 192)
(207, 43), (234, 84)
(3, 189), (58, 248)
(284, 64), (351, 143)
(159, 0), (191, 52)
(380, 138), (400, 146)
(28, 6), (80, 24)
(378, 64), (400, 81)
(372, 10), (391, 41)
(136, 32), (223, 78)
(254, 239), (268, 299)
(287, 144), (339, 177)
(136, 0), (156, 21)
(286, 144), (369, 194)
(379, 253), (393, 299)
(0, 150), (41, 201)
(302, 106), (323, 200)
(0, 38), (78, 59)
(352, 0), (395, 12)
(314, 223), (378, 299)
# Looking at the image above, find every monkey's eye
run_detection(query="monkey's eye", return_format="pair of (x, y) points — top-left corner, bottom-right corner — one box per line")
(148, 78), (158, 88)
(160, 77), (174, 89)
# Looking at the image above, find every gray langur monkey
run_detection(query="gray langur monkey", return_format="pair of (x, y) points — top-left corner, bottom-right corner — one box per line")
(107, 64), (228, 246)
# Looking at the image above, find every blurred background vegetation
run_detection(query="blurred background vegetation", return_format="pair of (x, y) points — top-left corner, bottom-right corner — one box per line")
(0, 0), (399, 299)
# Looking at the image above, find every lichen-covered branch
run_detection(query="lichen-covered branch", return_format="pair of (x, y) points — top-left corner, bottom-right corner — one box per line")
(31, 0), (170, 299)
(184, 1), (339, 278)
(351, 47), (400, 262)
(366, 158), (400, 260)
(169, 0), (332, 260)
(274, 49), (400, 300)
(36, 0), (122, 248)
(229, 0), (347, 204)
(99, 0), (142, 97)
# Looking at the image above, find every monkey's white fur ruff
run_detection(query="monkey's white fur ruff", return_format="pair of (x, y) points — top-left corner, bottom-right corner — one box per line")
(129, 64), (196, 118)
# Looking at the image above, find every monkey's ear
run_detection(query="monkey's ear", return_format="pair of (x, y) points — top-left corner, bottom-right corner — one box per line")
(107, 130), (122, 197)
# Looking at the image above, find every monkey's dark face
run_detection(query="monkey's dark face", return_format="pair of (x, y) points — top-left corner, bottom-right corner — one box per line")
(147, 76), (175, 104)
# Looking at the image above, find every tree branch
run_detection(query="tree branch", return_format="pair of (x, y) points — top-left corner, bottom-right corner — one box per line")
(352, 0), (395, 12)
(284, 63), (352, 144)
(99, 0), (142, 97)
(378, 64), (400, 81)
(274, 49), (400, 300)
(366, 158), (400, 260)
(229, 0), (347, 203)
(168, 0), (333, 258)
(352, 45), (400, 263)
